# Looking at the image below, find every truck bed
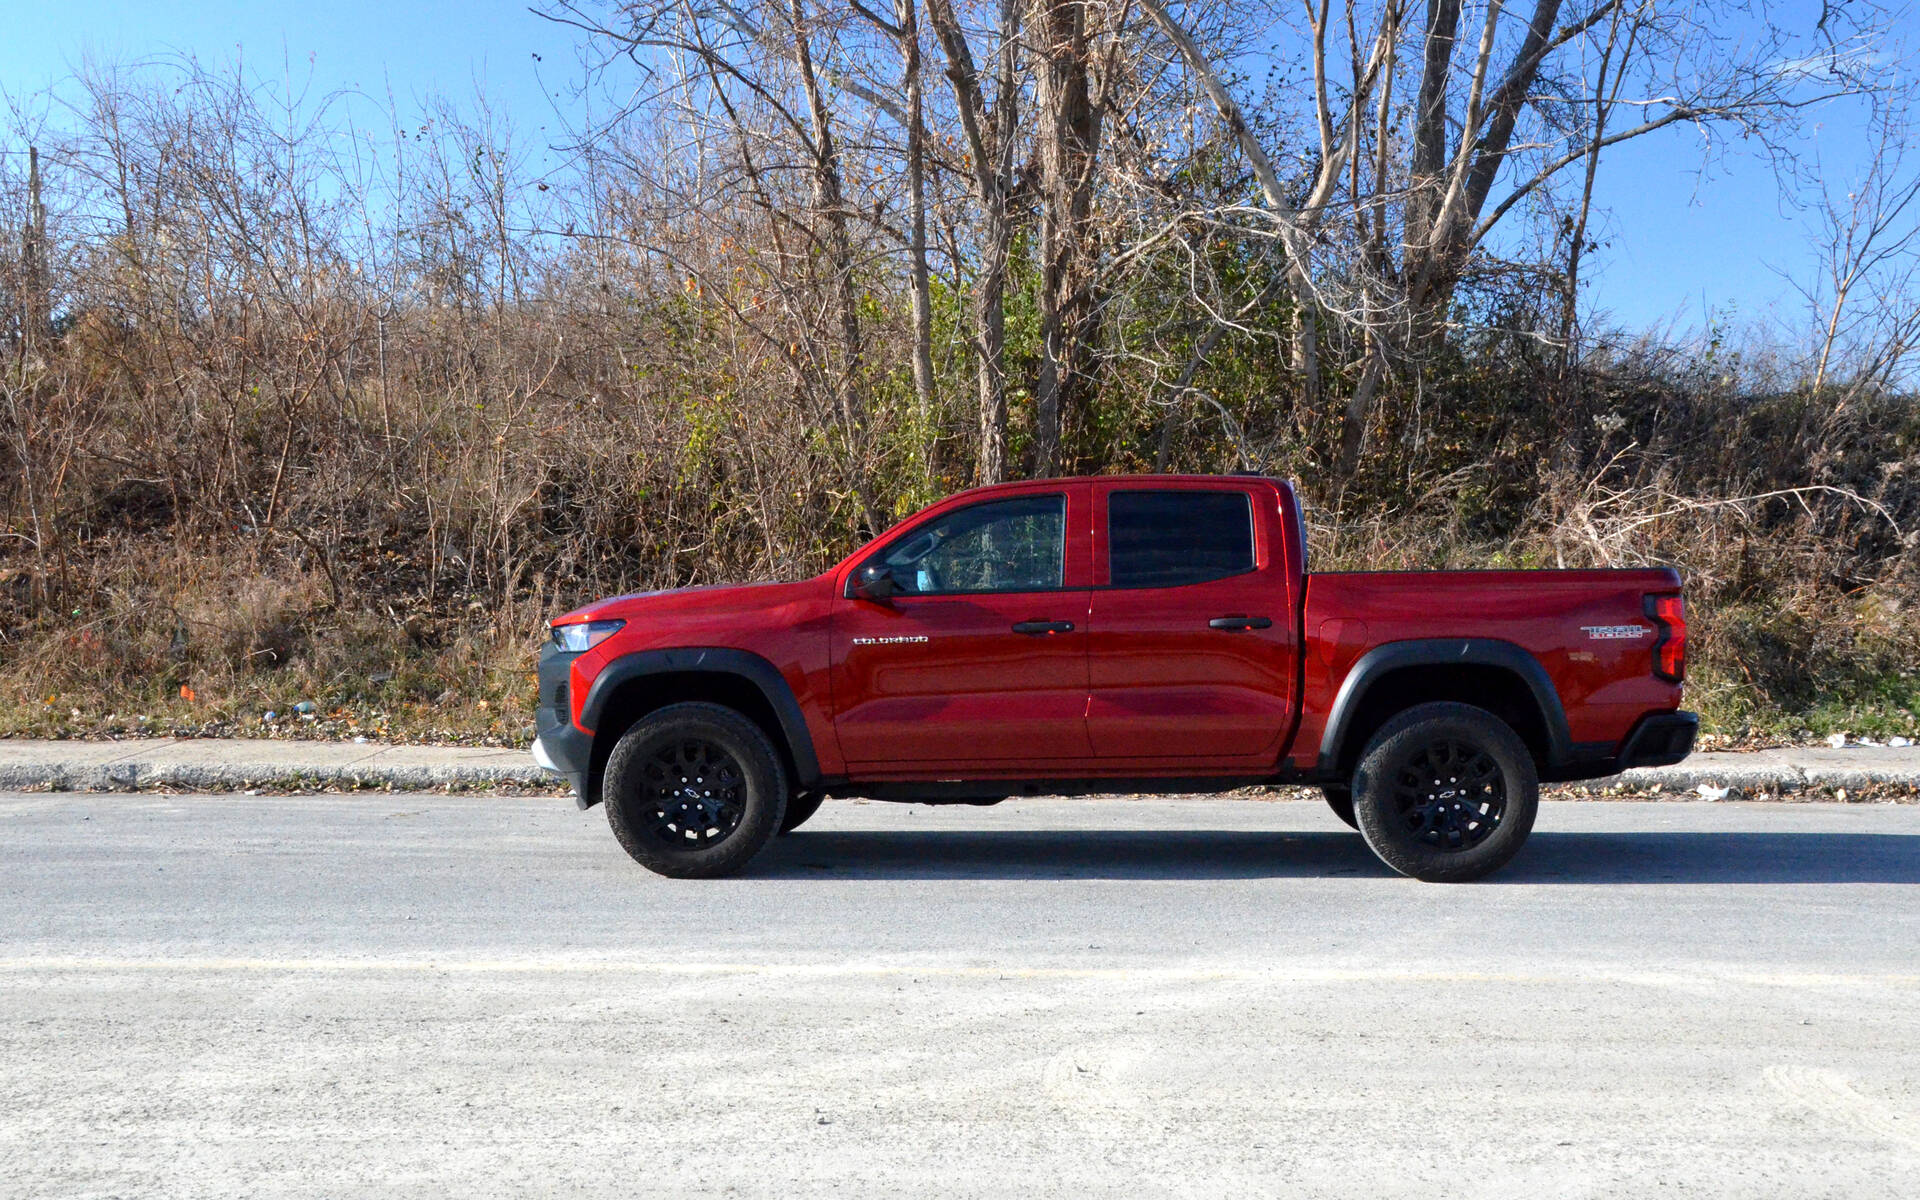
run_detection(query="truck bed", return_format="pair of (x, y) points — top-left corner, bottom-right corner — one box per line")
(1292, 568), (1684, 773)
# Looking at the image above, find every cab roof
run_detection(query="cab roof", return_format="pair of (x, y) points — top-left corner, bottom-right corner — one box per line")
(954, 473), (1289, 494)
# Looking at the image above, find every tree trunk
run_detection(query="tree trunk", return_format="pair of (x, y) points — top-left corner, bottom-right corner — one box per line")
(896, 0), (938, 462)
(975, 208), (1011, 485)
(1409, 0), (1565, 351)
(787, 0), (865, 439)
(927, 0), (1019, 484)
(1031, 0), (1101, 477)
(23, 146), (52, 346)
(1291, 306), (1319, 407)
(1560, 142), (1604, 378)
(1336, 349), (1387, 480)
(1405, 0), (1463, 262)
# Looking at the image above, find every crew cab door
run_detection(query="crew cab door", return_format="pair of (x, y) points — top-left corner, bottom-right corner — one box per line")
(830, 485), (1093, 766)
(1084, 482), (1299, 762)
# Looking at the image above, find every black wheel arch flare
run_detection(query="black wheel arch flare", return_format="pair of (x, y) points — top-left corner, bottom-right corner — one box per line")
(1317, 638), (1575, 777)
(579, 647), (823, 806)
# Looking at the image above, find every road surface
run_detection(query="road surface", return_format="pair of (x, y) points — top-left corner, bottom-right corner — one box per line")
(3, 792), (1918, 1197)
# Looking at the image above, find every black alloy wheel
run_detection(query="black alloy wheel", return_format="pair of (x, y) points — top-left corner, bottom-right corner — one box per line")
(1352, 702), (1539, 882)
(635, 738), (748, 850)
(604, 702), (788, 878)
(1388, 738), (1507, 851)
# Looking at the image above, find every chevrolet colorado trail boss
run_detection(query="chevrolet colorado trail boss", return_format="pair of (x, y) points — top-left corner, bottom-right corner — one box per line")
(534, 476), (1695, 881)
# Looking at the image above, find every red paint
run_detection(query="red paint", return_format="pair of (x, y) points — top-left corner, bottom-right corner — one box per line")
(1287, 568), (1683, 769)
(551, 476), (1688, 784)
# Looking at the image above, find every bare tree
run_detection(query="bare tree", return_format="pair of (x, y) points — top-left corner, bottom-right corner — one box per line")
(786, 0), (869, 436)
(1030, 0), (1116, 476)
(20, 146), (51, 346)
(853, 0), (940, 457)
(1140, 0), (1877, 477)
(927, 0), (1024, 484)
(1556, 0), (1641, 372)
(1799, 102), (1920, 402)
(542, 0), (901, 528)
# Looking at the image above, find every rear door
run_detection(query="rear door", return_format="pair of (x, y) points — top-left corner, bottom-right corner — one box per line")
(1084, 482), (1299, 761)
(830, 485), (1093, 766)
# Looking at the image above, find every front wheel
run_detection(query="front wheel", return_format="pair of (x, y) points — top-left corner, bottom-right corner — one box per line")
(603, 702), (788, 878)
(1352, 702), (1538, 882)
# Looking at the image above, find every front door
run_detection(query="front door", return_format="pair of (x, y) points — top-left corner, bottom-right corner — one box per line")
(831, 487), (1093, 767)
(1084, 483), (1298, 761)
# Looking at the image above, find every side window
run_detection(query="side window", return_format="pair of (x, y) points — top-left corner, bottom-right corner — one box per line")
(1108, 490), (1254, 589)
(877, 494), (1066, 595)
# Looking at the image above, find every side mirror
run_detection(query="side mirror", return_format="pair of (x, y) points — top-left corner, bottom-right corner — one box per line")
(847, 564), (898, 602)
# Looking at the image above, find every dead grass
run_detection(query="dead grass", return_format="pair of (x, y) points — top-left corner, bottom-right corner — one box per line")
(1, 60), (1913, 747)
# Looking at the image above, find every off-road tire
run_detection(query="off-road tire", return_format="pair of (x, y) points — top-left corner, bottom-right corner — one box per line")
(604, 702), (788, 878)
(1323, 785), (1358, 830)
(1352, 702), (1538, 883)
(779, 790), (826, 835)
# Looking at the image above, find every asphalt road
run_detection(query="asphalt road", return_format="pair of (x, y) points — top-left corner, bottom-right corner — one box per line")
(3, 792), (1918, 1198)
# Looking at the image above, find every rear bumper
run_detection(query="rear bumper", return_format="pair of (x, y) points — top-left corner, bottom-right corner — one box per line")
(1542, 710), (1698, 782)
(1617, 711), (1699, 770)
(535, 642), (595, 807)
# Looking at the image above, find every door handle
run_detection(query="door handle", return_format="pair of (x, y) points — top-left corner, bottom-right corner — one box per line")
(1208, 615), (1272, 631)
(1012, 620), (1075, 635)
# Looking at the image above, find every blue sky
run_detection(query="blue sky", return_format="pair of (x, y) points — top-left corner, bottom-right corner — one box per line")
(0, 0), (1906, 338)
(0, 1), (583, 168)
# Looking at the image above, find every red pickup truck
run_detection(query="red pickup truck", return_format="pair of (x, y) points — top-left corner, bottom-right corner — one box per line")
(534, 475), (1694, 881)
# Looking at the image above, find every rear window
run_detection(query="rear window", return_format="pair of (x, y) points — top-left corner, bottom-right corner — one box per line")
(1108, 490), (1255, 588)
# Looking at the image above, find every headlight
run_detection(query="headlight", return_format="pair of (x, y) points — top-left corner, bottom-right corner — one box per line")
(550, 619), (625, 653)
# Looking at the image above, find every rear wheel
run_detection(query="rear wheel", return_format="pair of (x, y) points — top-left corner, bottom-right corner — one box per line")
(1352, 702), (1538, 882)
(1322, 786), (1358, 830)
(603, 702), (788, 878)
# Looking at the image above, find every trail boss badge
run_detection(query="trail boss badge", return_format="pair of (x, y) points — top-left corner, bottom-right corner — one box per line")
(1582, 624), (1647, 640)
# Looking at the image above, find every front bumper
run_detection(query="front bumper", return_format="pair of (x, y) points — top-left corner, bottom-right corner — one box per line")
(531, 736), (560, 771)
(535, 641), (595, 807)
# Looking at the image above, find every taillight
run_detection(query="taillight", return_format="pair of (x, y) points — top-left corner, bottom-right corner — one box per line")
(1645, 593), (1686, 683)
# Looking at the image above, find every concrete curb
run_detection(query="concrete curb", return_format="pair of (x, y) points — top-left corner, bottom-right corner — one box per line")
(1612, 747), (1920, 796)
(0, 739), (556, 793)
(3, 738), (1918, 796)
